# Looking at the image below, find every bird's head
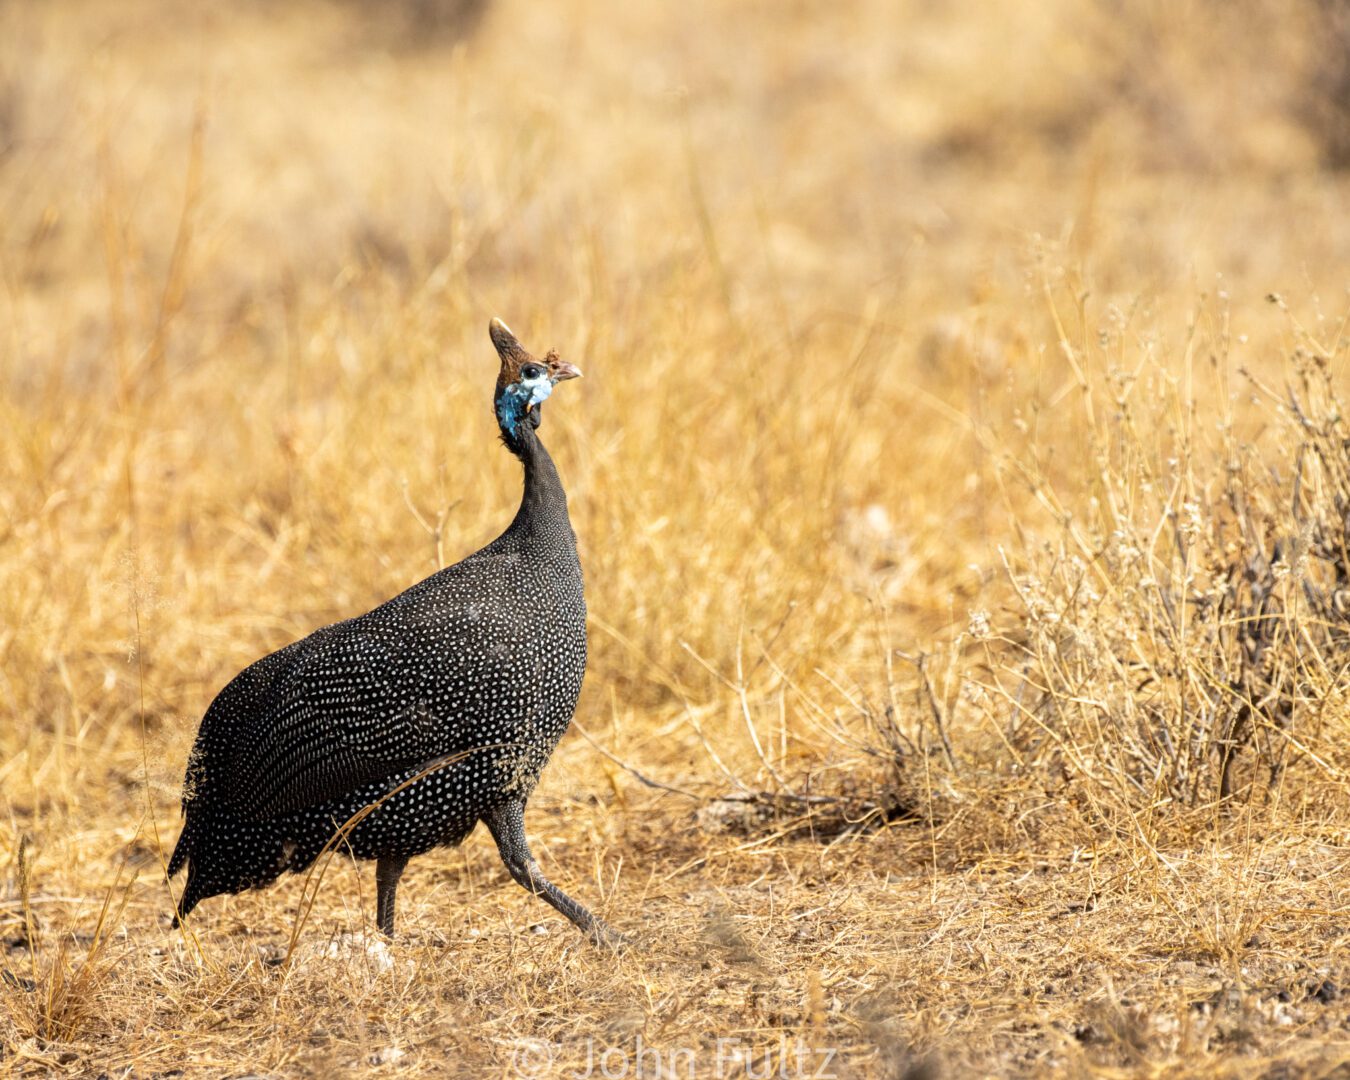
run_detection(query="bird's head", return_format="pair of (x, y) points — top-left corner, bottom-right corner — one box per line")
(489, 318), (582, 441)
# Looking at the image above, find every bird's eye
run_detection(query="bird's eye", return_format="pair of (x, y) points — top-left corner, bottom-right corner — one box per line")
(521, 365), (542, 381)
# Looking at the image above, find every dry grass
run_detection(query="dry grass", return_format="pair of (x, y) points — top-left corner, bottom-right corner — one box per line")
(3, 0), (1350, 1075)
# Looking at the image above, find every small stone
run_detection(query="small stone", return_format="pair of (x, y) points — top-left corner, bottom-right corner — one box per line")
(1309, 980), (1340, 1004)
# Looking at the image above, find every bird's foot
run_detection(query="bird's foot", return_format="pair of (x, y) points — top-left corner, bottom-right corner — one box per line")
(585, 918), (630, 952)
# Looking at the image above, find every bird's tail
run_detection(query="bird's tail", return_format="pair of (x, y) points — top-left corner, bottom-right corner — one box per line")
(167, 819), (193, 878)
(170, 878), (202, 929)
(168, 833), (203, 929)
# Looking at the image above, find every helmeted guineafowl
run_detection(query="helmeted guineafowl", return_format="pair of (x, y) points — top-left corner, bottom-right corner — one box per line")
(167, 318), (618, 945)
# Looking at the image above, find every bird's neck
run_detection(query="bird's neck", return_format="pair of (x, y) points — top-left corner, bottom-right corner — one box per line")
(503, 422), (573, 547)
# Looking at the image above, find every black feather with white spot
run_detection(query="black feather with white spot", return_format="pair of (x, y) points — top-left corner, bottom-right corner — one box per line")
(167, 320), (620, 945)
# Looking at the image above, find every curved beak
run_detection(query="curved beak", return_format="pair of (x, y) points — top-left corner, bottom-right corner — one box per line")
(550, 360), (583, 382)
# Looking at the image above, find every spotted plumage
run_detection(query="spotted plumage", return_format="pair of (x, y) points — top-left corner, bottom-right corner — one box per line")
(168, 318), (618, 945)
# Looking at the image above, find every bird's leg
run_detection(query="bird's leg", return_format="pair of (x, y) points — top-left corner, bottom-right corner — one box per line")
(482, 800), (625, 949)
(375, 853), (409, 937)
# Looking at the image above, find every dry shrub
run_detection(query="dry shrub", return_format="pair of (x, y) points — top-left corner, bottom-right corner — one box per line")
(941, 302), (1350, 839)
(0, 839), (129, 1058)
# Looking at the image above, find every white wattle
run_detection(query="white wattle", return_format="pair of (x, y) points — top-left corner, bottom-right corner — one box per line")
(526, 378), (553, 407)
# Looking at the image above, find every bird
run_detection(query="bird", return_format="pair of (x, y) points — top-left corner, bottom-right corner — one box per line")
(167, 318), (619, 946)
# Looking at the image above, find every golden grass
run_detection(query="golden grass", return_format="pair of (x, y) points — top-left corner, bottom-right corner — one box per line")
(3, 0), (1350, 1075)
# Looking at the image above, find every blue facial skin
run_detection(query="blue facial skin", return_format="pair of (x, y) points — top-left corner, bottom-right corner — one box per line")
(496, 372), (555, 437)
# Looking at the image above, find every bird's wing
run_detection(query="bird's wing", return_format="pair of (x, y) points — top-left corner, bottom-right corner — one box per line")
(180, 633), (318, 810)
(219, 574), (532, 820)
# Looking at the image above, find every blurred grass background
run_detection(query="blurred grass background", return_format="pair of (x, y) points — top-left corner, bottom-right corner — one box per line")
(3, 0), (1350, 1075)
